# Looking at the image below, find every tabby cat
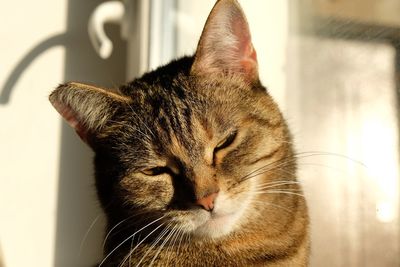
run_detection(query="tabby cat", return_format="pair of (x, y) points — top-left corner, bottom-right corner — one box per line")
(49, 0), (309, 266)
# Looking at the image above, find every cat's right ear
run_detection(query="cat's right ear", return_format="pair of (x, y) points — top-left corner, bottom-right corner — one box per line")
(191, 0), (259, 82)
(49, 82), (130, 145)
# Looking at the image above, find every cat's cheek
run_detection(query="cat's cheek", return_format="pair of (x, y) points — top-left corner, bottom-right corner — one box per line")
(119, 175), (174, 209)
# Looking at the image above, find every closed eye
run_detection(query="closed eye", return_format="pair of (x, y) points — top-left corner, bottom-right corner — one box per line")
(141, 166), (170, 176)
(214, 130), (237, 153)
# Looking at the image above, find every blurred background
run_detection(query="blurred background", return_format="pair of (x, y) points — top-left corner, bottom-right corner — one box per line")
(0, 0), (399, 266)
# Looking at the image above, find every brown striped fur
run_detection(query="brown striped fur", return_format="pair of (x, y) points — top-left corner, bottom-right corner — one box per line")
(49, 0), (309, 266)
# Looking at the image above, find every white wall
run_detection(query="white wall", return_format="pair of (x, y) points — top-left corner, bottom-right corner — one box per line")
(0, 2), (66, 266)
(0, 1), (126, 266)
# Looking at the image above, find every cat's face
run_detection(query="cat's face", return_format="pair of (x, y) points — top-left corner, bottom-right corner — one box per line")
(97, 74), (286, 239)
(50, 0), (291, 241)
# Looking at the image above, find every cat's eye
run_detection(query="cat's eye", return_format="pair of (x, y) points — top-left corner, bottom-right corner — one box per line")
(215, 131), (237, 152)
(141, 166), (169, 176)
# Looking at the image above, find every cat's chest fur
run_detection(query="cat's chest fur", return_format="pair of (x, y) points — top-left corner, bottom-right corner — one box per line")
(50, 0), (309, 266)
(106, 206), (309, 267)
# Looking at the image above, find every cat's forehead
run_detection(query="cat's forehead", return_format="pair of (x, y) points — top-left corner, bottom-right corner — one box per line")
(115, 79), (251, 163)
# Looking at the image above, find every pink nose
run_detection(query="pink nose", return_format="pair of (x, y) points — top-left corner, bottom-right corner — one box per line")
(196, 192), (218, 211)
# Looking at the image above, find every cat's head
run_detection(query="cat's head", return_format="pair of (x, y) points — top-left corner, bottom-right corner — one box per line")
(50, 0), (292, 240)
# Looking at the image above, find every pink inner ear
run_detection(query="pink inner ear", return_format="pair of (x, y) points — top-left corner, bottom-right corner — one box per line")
(232, 14), (258, 76)
(240, 43), (258, 76)
(52, 101), (88, 142)
(191, 0), (259, 81)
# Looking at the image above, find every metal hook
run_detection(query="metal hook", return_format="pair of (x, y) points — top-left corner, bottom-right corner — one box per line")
(88, 1), (125, 59)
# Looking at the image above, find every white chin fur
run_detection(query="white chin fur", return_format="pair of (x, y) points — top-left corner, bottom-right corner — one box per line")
(192, 212), (238, 238)
(190, 183), (255, 239)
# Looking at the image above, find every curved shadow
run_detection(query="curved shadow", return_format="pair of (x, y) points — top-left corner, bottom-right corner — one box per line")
(53, 1), (127, 266)
(0, 1), (126, 265)
(0, 33), (68, 104)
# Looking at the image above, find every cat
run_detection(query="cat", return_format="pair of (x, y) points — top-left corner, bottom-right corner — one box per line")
(49, 0), (309, 266)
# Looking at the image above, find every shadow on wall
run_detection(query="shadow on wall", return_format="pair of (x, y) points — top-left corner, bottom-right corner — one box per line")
(0, 0), (127, 266)
(0, 34), (67, 104)
(0, 242), (3, 267)
(56, 1), (126, 266)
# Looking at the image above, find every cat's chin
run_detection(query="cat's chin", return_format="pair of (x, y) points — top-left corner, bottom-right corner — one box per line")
(166, 183), (256, 240)
(189, 190), (254, 239)
(191, 211), (238, 239)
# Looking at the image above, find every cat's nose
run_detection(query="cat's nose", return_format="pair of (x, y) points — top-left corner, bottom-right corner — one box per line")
(196, 192), (218, 211)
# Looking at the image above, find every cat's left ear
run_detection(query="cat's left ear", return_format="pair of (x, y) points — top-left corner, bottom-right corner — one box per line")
(49, 82), (130, 145)
(191, 0), (258, 82)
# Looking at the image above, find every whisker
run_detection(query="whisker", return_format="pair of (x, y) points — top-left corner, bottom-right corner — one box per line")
(255, 180), (300, 188)
(102, 218), (128, 250)
(250, 200), (294, 214)
(245, 177), (297, 194)
(243, 159), (297, 183)
(293, 151), (366, 167)
(177, 228), (186, 249)
(102, 211), (157, 249)
(142, 223), (173, 264)
(134, 222), (174, 267)
(252, 190), (306, 198)
(255, 181), (302, 190)
(128, 234), (135, 267)
(240, 158), (307, 185)
(148, 225), (179, 267)
(164, 226), (182, 265)
(236, 150), (365, 189)
(255, 187), (302, 193)
(79, 214), (101, 257)
(187, 232), (192, 246)
(230, 157), (298, 190)
(246, 157), (360, 185)
(245, 166), (298, 185)
(297, 162), (349, 173)
(119, 222), (168, 267)
(98, 216), (165, 267)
